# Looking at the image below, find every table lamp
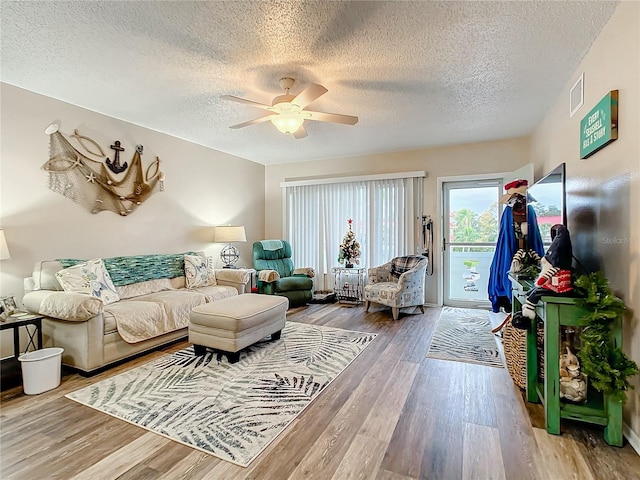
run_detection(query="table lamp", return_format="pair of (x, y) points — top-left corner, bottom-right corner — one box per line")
(214, 225), (246, 268)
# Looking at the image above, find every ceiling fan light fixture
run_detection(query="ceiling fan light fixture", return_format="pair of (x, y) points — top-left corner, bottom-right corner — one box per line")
(223, 77), (356, 138)
(271, 114), (304, 134)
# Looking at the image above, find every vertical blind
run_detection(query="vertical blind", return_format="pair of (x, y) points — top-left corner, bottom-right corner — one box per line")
(284, 175), (423, 291)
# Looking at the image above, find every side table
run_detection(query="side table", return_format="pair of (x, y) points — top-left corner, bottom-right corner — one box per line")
(0, 313), (44, 358)
(510, 274), (623, 447)
(0, 313), (44, 391)
(331, 267), (366, 304)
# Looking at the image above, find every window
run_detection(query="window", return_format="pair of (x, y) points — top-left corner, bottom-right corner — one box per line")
(284, 174), (424, 291)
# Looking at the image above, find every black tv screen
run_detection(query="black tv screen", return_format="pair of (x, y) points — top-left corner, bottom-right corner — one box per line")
(527, 163), (566, 244)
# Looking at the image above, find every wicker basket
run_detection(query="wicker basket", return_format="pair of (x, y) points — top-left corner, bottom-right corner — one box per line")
(500, 315), (545, 389)
(536, 320), (545, 381)
(502, 314), (527, 389)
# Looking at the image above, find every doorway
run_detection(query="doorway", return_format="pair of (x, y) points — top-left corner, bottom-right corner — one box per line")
(443, 180), (502, 308)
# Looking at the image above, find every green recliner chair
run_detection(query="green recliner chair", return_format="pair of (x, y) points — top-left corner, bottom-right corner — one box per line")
(253, 240), (314, 307)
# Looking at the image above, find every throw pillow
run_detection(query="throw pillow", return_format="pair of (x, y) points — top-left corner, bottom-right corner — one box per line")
(391, 256), (424, 280)
(55, 258), (120, 305)
(184, 254), (217, 288)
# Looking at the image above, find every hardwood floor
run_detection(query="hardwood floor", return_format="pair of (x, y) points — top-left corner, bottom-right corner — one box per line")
(1, 303), (639, 479)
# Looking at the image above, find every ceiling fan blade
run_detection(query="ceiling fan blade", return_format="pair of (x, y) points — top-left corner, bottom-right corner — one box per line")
(229, 113), (276, 129)
(221, 95), (272, 110)
(293, 125), (308, 139)
(305, 110), (359, 125)
(291, 83), (328, 108)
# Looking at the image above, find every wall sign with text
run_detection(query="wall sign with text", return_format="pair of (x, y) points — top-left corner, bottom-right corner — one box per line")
(580, 90), (618, 159)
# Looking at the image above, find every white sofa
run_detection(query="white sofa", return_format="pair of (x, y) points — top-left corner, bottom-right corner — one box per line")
(22, 253), (251, 374)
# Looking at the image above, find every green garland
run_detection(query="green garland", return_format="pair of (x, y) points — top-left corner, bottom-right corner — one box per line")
(574, 272), (639, 403)
(518, 264), (541, 279)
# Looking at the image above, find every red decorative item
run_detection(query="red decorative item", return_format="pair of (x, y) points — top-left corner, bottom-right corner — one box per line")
(504, 179), (528, 190)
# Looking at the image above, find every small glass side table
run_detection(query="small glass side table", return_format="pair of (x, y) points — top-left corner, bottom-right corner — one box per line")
(331, 267), (367, 304)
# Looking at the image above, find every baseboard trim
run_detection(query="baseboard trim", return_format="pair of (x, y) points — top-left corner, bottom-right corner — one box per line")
(624, 422), (640, 455)
(423, 302), (440, 308)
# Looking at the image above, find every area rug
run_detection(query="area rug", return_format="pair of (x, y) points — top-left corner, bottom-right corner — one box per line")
(426, 307), (503, 368)
(66, 322), (376, 467)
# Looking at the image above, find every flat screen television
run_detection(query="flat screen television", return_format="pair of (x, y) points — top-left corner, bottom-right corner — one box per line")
(527, 163), (566, 245)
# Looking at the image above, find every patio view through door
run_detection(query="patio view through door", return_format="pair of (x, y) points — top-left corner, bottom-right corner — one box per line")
(443, 180), (502, 308)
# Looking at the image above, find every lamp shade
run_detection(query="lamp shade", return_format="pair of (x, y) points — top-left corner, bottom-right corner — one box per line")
(214, 225), (246, 243)
(0, 230), (10, 260)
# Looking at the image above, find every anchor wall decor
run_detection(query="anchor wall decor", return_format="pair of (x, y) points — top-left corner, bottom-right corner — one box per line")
(42, 123), (165, 216)
(106, 140), (128, 174)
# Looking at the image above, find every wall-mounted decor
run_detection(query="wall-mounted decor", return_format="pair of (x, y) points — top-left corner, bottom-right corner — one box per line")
(105, 140), (128, 174)
(42, 123), (165, 216)
(580, 90), (618, 159)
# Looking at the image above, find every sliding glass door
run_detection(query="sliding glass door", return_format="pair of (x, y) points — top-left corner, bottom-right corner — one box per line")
(443, 180), (502, 308)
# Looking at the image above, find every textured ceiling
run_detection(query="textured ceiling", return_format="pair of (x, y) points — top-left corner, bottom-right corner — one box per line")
(1, 1), (618, 166)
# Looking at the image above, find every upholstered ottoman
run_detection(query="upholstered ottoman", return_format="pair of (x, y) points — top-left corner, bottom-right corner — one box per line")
(188, 294), (288, 363)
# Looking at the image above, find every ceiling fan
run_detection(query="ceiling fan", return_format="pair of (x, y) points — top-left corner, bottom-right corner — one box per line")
(221, 77), (358, 139)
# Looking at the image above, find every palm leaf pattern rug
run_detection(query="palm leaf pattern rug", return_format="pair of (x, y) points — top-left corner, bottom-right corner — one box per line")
(426, 307), (503, 368)
(66, 321), (376, 467)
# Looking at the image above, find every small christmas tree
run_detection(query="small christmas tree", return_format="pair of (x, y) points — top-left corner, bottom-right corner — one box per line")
(338, 219), (361, 267)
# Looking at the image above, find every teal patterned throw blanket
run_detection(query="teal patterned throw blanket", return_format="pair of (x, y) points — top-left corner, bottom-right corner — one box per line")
(58, 252), (199, 286)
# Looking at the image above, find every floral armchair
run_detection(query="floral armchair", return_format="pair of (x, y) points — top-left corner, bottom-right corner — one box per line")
(364, 255), (428, 320)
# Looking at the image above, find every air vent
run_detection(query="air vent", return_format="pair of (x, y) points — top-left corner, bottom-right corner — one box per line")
(570, 73), (584, 117)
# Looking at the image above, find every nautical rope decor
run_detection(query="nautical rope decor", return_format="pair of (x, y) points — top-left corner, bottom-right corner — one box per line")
(42, 123), (165, 216)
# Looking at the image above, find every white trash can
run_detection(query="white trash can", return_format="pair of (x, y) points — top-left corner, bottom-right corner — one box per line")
(18, 347), (64, 395)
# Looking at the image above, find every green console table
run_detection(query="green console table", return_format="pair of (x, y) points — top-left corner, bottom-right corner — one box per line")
(510, 275), (623, 446)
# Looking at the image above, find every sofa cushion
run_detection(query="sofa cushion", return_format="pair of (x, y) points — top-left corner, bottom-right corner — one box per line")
(33, 260), (64, 291)
(102, 309), (118, 335)
(134, 290), (206, 332)
(56, 258), (120, 305)
(184, 254), (216, 288)
(193, 285), (238, 303)
(364, 281), (401, 301)
(116, 278), (180, 300)
(275, 276), (314, 293)
(104, 300), (169, 343)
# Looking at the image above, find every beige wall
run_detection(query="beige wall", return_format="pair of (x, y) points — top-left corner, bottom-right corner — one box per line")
(530, 1), (640, 439)
(0, 84), (265, 355)
(265, 137), (531, 305)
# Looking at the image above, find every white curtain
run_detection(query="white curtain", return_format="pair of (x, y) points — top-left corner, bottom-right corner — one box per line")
(285, 177), (421, 291)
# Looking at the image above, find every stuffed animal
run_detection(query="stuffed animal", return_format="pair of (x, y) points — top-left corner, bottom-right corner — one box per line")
(512, 224), (573, 329)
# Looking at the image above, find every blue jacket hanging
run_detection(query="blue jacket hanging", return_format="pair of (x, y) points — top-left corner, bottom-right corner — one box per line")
(488, 206), (517, 312)
(488, 205), (546, 312)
